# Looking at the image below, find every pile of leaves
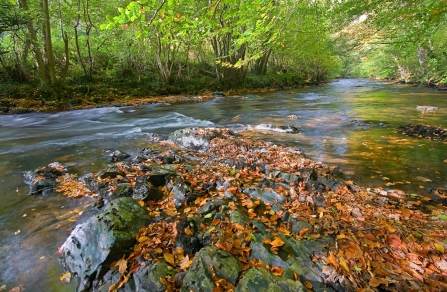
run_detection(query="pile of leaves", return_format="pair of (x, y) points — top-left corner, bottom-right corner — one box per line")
(398, 123), (447, 142)
(57, 129), (447, 291)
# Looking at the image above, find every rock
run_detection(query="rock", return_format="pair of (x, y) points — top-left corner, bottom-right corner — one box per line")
(133, 262), (169, 292)
(107, 149), (131, 162)
(24, 162), (67, 195)
(133, 181), (164, 201)
(59, 197), (151, 291)
(168, 128), (232, 152)
(266, 169), (299, 184)
(175, 217), (203, 255)
(181, 246), (241, 292)
(243, 187), (286, 205)
(235, 267), (305, 292)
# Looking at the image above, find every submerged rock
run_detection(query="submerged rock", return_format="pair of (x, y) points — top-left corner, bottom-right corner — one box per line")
(24, 162), (67, 195)
(59, 197), (151, 291)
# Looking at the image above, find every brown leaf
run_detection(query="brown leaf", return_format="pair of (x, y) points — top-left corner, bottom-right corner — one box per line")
(184, 226), (194, 236)
(163, 252), (175, 266)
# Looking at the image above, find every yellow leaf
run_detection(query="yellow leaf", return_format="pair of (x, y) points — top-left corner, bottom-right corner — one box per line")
(164, 252), (175, 266)
(434, 243), (445, 253)
(270, 237), (285, 247)
(137, 236), (150, 243)
(339, 256), (350, 273)
(59, 272), (71, 284)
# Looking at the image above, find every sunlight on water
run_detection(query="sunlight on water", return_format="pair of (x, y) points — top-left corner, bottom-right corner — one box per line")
(0, 79), (446, 290)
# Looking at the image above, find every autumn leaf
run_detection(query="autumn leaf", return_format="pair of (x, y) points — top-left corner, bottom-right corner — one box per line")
(59, 272), (71, 284)
(299, 227), (309, 237)
(338, 256), (350, 273)
(434, 243), (445, 253)
(270, 237), (285, 247)
(164, 252), (175, 266)
(184, 226), (194, 236)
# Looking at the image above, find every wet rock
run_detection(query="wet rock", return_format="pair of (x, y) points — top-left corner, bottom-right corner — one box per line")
(169, 177), (198, 208)
(243, 187), (286, 205)
(133, 180), (164, 201)
(107, 149), (131, 162)
(266, 169), (299, 184)
(236, 267), (305, 292)
(181, 246), (241, 292)
(168, 128), (232, 152)
(317, 176), (346, 192)
(59, 197), (151, 291)
(175, 217), (203, 255)
(133, 262), (169, 292)
(24, 162), (67, 195)
(96, 270), (136, 292)
(278, 125), (299, 134)
(109, 183), (133, 200)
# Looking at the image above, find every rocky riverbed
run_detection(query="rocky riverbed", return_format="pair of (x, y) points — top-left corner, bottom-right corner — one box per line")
(25, 127), (447, 292)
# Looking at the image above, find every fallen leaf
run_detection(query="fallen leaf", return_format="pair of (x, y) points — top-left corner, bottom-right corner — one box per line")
(270, 237), (285, 247)
(434, 243), (445, 253)
(184, 226), (193, 236)
(163, 252), (175, 266)
(59, 272), (71, 284)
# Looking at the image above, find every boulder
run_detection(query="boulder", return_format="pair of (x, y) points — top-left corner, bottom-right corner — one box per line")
(235, 267), (305, 292)
(181, 246), (241, 292)
(132, 181), (164, 201)
(24, 162), (67, 195)
(107, 149), (131, 162)
(168, 128), (232, 152)
(59, 197), (151, 291)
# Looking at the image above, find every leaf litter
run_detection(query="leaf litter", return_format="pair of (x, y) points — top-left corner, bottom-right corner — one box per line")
(54, 128), (447, 291)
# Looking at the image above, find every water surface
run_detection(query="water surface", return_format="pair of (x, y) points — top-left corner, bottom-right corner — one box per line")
(0, 79), (446, 290)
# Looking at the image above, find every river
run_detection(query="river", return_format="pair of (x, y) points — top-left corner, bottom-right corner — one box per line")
(0, 78), (446, 291)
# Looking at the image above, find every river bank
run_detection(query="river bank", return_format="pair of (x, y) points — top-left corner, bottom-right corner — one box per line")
(27, 127), (447, 291)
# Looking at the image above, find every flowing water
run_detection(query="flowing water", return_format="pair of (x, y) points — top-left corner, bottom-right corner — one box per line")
(0, 78), (446, 291)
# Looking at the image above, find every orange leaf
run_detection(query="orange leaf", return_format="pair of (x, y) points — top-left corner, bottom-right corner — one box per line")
(299, 227), (309, 237)
(270, 237), (285, 247)
(163, 252), (175, 266)
(304, 281), (313, 289)
(387, 233), (401, 247)
(369, 277), (385, 288)
(184, 226), (194, 236)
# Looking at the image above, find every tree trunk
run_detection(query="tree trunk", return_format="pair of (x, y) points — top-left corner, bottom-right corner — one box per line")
(18, 0), (50, 87)
(41, 0), (57, 85)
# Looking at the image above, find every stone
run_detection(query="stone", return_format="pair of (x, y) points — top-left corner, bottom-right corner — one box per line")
(175, 217), (203, 255)
(59, 197), (151, 291)
(133, 181), (164, 201)
(24, 162), (67, 195)
(107, 149), (131, 162)
(181, 246), (241, 292)
(133, 262), (169, 292)
(168, 128), (232, 152)
(243, 187), (286, 205)
(235, 267), (305, 292)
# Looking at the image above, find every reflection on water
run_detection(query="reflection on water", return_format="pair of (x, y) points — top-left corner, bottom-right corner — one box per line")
(0, 79), (447, 290)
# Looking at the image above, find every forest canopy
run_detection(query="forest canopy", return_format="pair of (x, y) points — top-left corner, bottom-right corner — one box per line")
(0, 0), (446, 100)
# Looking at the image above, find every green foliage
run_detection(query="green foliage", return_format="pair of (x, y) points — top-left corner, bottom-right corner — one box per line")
(332, 0), (447, 83)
